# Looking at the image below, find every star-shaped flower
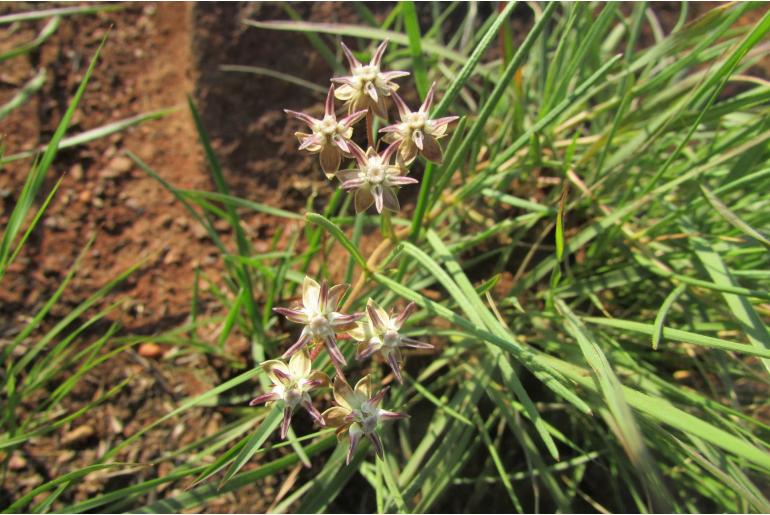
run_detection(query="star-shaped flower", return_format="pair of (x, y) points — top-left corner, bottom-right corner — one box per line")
(380, 82), (459, 164)
(335, 141), (418, 213)
(332, 40), (409, 118)
(322, 375), (407, 465)
(285, 86), (367, 178)
(249, 350), (329, 439)
(349, 299), (433, 384)
(273, 276), (362, 379)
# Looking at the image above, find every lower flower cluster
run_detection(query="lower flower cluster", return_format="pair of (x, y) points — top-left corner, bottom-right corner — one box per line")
(250, 276), (432, 464)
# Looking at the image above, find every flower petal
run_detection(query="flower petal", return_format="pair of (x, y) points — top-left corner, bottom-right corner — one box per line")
(371, 39), (388, 67)
(281, 328), (312, 359)
(261, 359), (291, 385)
(364, 81), (379, 103)
(288, 349), (311, 378)
(366, 298), (387, 332)
(379, 409), (408, 421)
(303, 276), (321, 311)
(390, 91), (411, 120)
(380, 70), (410, 82)
(280, 406), (293, 439)
(325, 85), (336, 117)
(393, 302), (417, 329)
(322, 406), (350, 427)
(372, 185), (384, 213)
(319, 145), (341, 176)
(342, 178), (366, 191)
(333, 82), (355, 100)
(297, 132), (323, 152)
(324, 333), (348, 369)
(412, 129), (424, 150)
(249, 391), (279, 406)
(327, 283), (348, 310)
(421, 134), (443, 163)
(387, 352), (403, 384)
(340, 41), (362, 69)
(402, 336), (434, 349)
(382, 186), (400, 212)
(420, 81), (437, 113)
(333, 134), (350, 153)
(273, 306), (307, 324)
(354, 374), (372, 399)
(284, 109), (317, 127)
(356, 340), (382, 360)
(346, 423), (363, 465)
(388, 175), (419, 186)
(354, 188), (375, 213)
(367, 432), (384, 460)
(340, 109), (367, 127)
(302, 399), (325, 426)
(347, 141), (368, 166)
(333, 376), (355, 410)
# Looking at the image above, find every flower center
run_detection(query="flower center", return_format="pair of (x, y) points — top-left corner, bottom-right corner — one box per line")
(406, 112), (425, 130)
(365, 159), (386, 184)
(355, 64), (379, 85)
(357, 404), (379, 433)
(383, 329), (400, 348)
(283, 387), (301, 407)
(319, 116), (337, 136)
(309, 314), (329, 337)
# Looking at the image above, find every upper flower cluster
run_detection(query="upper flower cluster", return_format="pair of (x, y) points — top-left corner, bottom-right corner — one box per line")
(285, 39), (458, 214)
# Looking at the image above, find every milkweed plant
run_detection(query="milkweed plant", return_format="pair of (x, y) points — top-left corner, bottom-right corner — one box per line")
(252, 39), (454, 464)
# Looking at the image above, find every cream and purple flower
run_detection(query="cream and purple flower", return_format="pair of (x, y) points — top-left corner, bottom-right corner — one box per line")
(285, 86), (367, 178)
(350, 299), (433, 384)
(322, 375), (407, 465)
(380, 82), (459, 164)
(335, 141), (418, 213)
(273, 276), (362, 379)
(249, 350), (329, 439)
(332, 40), (409, 118)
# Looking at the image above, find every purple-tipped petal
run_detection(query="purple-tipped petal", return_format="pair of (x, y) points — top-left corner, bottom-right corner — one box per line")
(319, 280), (329, 311)
(282, 329), (311, 359)
(346, 428), (362, 465)
(391, 91), (411, 120)
(393, 302), (417, 329)
(378, 123), (401, 134)
(388, 175), (419, 186)
(402, 336), (434, 349)
(330, 312), (364, 328)
(271, 366), (291, 383)
(273, 306), (307, 324)
(340, 41), (361, 69)
(284, 109), (318, 127)
(249, 391), (279, 406)
(387, 352), (403, 384)
(431, 115), (460, 129)
(330, 76), (355, 86)
(367, 432), (384, 460)
(366, 302), (386, 332)
(379, 409), (408, 421)
(347, 141), (368, 166)
(372, 39), (389, 67)
(298, 133), (323, 151)
(324, 334), (348, 368)
(340, 109), (367, 127)
(333, 134), (350, 153)
(280, 407), (293, 439)
(381, 140), (401, 163)
(356, 341), (380, 360)
(303, 400), (325, 426)
(341, 177), (367, 191)
(421, 81), (437, 113)
(327, 283), (348, 310)
(325, 85), (336, 117)
(380, 70), (410, 82)
(369, 386), (389, 407)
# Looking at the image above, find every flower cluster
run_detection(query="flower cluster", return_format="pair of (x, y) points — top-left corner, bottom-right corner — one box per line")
(285, 39), (458, 214)
(251, 39), (453, 465)
(251, 276), (432, 464)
